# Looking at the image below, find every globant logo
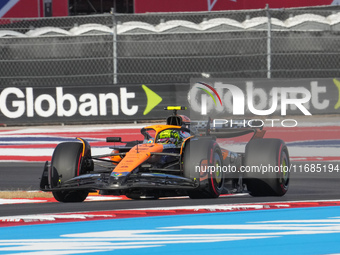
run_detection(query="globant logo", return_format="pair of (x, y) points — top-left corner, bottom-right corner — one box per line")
(0, 87), (139, 119)
(0, 85), (163, 119)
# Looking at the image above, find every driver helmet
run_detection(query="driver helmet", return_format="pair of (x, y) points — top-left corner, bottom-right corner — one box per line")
(157, 129), (182, 145)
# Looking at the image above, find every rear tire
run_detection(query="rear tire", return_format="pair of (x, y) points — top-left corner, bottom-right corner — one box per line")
(50, 142), (89, 202)
(244, 138), (290, 196)
(183, 138), (225, 199)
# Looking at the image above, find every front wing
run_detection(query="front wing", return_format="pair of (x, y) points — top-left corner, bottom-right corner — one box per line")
(40, 162), (199, 192)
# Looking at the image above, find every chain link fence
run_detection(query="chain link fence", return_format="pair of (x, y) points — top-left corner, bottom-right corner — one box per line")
(1, 6), (340, 87)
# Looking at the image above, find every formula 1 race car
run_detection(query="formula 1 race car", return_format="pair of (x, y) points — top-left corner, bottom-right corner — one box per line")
(40, 106), (290, 202)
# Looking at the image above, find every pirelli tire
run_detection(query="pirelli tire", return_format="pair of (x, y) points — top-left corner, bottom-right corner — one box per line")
(183, 138), (225, 199)
(50, 142), (89, 202)
(244, 138), (290, 197)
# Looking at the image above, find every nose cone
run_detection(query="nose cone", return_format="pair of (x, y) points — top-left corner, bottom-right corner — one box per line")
(109, 143), (164, 185)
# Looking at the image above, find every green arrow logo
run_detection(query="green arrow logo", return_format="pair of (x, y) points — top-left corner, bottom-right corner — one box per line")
(142, 85), (163, 115)
(334, 78), (340, 110)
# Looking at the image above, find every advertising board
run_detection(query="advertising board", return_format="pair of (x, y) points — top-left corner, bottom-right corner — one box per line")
(0, 79), (339, 125)
(0, 0), (68, 18)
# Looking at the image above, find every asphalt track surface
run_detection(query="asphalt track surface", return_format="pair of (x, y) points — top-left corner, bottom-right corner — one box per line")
(1, 161), (340, 217)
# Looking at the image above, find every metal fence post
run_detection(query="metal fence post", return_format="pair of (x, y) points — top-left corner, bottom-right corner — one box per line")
(266, 4), (272, 79)
(111, 8), (118, 84)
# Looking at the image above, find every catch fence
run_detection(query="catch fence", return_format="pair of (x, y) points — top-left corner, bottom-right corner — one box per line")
(1, 5), (340, 87)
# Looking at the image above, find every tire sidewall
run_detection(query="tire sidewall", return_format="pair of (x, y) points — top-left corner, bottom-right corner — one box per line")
(244, 138), (290, 196)
(50, 142), (83, 188)
(183, 138), (224, 198)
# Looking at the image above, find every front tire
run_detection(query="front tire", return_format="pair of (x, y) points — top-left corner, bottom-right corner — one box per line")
(183, 138), (225, 199)
(53, 190), (89, 203)
(50, 142), (89, 202)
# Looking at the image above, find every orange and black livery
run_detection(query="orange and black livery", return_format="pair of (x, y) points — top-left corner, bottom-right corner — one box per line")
(40, 106), (290, 202)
